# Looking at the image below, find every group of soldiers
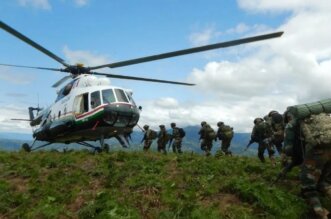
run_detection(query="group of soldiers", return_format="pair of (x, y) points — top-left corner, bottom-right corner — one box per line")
(139, 102), (331, 218)
(247, 108), (331, 218)
(140, 121), (234, 157)
(140, 122), (185, 154)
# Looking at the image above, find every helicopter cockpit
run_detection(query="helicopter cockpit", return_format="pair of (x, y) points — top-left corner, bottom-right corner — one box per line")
(72, 87), (139, 128)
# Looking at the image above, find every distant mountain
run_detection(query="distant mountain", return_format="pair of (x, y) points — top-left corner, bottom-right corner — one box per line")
(0, 126), (257, 155)
(0, 132), (32, 140)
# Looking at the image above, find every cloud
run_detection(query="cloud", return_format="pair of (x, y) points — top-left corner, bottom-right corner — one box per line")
(0, 105), (31, 133)
(74, 0), (89, 7)
(18, 0), (51, 10)
(226, 23), (251, 34)
(237, 0), (331, 13)
(63, 46), (111, 67)
(0, 67), (35, 84)
(135, 0), (331, 133)
(189, 27), (221, 46)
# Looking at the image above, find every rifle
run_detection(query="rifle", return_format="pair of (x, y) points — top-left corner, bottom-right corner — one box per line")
(244, 139), (256, 151)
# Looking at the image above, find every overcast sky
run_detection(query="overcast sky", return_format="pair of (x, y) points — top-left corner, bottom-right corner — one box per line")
(1, 0), (331, 134)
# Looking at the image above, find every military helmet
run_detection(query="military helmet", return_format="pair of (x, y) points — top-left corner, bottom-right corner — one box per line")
(268, 110), (279, 117)
(253, 118), (263, 125)
(217, 121), (224, 127)
(143, 125), (149, 130)
(271, 113), (283, 123)
(170, 122), (176, 127)
(201, 121), (207, 126)
(159, 124), (165, 128)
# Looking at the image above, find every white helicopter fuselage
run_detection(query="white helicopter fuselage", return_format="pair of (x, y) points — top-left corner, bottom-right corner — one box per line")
(31, 74), (140, 144)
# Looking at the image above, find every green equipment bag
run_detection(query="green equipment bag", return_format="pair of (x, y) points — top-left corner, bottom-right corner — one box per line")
(149, 130), (158, 140)
(300, 113), (331, 146)
(206, 125), (216, 140)
(287, 98), (331, 120)
(223, 125), (234, 139)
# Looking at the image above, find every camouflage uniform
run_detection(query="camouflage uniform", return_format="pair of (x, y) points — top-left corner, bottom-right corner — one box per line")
(141, 125), (153, 151)
(157, 125), (169, 154)
(264, 111), (285, 155)
(251, 118), (275, 164)
(199, 122), (214, 156)
(284, 113), (331, 218)
(216, 122), (234, 156)
(170, 123), (183, 154)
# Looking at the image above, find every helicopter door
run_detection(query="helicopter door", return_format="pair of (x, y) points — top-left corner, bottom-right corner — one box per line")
(73, 93), (89, 114)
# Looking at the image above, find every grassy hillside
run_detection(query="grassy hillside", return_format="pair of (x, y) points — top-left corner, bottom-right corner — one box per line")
(0, 150), (329, 218)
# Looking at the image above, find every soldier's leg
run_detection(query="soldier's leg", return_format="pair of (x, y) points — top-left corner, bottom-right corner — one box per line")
(177, 140), (183, 154)
(267, 143), (276, 166)
(274, 141), (283, 155)
(161, 143), (167, 154)
(258, 143), (266, 163)
(143, 140), (150, 151)
(317, 158), (331, 199)
(200, 140), (206, 152)
(157, 142), (162, 152)
(172, 141), (178, 153)
(206, 140), (212, 156)
(221, 139), (228, 154)
(301, 148), (329, 217)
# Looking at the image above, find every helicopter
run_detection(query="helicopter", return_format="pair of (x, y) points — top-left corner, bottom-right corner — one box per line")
(0, 20), (283, 152)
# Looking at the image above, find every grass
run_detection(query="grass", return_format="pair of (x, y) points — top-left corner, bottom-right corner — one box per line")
(0, 150), (326, 218)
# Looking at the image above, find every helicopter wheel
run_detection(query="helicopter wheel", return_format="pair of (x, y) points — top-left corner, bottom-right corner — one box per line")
(22, 143), (31, 152)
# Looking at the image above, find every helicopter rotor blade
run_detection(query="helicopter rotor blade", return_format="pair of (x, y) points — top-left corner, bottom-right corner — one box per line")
(90, 71), (195, 86)
(89, 31), (284, 70)
(0, 63), (63, 72)
(0, 21), (70, 67)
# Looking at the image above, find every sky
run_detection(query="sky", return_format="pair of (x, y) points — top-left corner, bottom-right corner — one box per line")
(1, 0), (331, 134)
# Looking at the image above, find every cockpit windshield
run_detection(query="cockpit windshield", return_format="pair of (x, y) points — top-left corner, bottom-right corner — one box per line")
(102, 89), (116, 104)
(114, 89), (129, 103)
(102, 88), (133, 104)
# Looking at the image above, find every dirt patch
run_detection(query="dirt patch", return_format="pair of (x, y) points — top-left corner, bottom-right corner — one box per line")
(200, 193), (242, 211)
(5, 177), (29, 193)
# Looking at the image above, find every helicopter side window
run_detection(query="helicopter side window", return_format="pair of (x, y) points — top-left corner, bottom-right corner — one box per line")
(90, 91), (101, 109)
(125, 91), (136, 106)
(114, 89), (129, 103)
(102, 89), (116, 104)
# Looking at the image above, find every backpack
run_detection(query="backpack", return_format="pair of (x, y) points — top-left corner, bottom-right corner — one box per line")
(287, 98), (331, 120)
(254, 121), (272, 140)
(300, 113), (331, 146)
(205, 125), (216, 140)
(222, 125), (234, 139)
(149, 130), (157, 140)
(178, 128), (186, 138)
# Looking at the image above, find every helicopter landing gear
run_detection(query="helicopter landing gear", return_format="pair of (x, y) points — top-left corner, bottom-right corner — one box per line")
(22, 143), (31, 152)
(77, 142), (102, 153)
(99, 135), (110, 153)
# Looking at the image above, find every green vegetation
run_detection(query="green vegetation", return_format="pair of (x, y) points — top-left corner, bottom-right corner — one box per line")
(0, 150), (328, 218)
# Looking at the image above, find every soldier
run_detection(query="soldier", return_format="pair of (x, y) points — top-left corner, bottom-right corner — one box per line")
(199, 121), (215, 156)
(284, 110), (331, 218)
(140, 125), (156, 151)
(169, 122), (184, 153)
(250, 118), (276, 165)
(216, 121), (234, 156)
(157, 124), (169, 154)
(264, 110), (285, 155)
